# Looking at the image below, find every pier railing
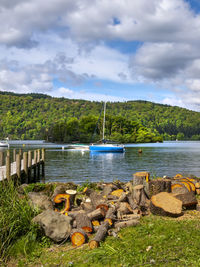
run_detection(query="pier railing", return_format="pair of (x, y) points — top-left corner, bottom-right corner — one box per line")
(0, 148), (45, 183)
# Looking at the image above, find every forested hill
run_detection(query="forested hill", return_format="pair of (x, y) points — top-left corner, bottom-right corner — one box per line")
(0, 91), (200, 142)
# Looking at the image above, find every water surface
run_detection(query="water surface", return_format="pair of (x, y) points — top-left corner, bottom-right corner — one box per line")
(2, 141), (200, 184)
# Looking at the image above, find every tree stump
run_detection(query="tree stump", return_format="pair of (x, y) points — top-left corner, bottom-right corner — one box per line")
(149, 179), (171, 198)
(150, 192), (183, 217)
(133, 171), (150, 196)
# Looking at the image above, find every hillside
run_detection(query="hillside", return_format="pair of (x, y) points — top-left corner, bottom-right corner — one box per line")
(0, 91), (200, 142)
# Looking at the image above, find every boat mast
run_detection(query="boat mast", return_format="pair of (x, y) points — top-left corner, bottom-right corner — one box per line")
(102, 102), (106, 140)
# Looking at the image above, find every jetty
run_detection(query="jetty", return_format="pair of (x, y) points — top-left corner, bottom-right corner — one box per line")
(0, 148), (45, 182)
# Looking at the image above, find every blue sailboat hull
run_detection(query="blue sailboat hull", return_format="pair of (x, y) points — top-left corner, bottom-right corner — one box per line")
(89, 144), (125, 152)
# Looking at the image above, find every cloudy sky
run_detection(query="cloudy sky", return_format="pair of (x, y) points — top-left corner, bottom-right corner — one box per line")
(1, 0), (200, 110)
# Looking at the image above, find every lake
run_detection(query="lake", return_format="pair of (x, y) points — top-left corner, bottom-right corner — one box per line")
(2, 140), (200, 184)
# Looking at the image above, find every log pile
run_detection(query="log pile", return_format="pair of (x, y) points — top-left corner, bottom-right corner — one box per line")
(29, 171), (200, 249)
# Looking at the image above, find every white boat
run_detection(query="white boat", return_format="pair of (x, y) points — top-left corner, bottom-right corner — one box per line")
(89, 102), (125, 153)
(0, 141), (9, 147)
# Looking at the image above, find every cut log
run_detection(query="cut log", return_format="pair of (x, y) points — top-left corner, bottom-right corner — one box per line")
(133, 185), (148, 207)
(89, 221), (110, 249)
(75, 213), (93, 233)
(171, 183), (189, 194)
(101, 183), (118, 196)
(116, 202), (133, 219)
(126, 192), (138, 210)
(111, 189), (124, 198)
(87, 208), (104, 221)
(114, 219), (140, 230)
(66, 209), (85, 219)
(173, 192), (197, 207)
(196, 189), (200, 195)
(92, 220), (100, 226)
(121, 214), (141, 220)
(53, 194), (71, 213)
(150, 192), (183, 217)
(149, 179), (171, 198)
(81, 202), (93, 212)
(70, 228), (88, 247)
(195, 182), (200, 189)
(65, 189), (77, 206)
(179, 179), (196, 192)
(133, 171), (150, 196)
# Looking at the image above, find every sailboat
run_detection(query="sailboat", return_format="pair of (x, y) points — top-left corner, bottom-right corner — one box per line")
(89, 102), (125, 152)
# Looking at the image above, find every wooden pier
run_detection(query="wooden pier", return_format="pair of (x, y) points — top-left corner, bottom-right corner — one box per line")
(0, 148), (45, 183)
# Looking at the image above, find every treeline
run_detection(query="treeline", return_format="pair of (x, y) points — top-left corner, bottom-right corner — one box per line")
(0, 91), (200, 142)
(48, 115), (162, 143)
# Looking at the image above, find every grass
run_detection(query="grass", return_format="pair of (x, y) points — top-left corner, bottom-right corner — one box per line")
(9, 214), (200, 267)
(2, 181), (200, 266)
(0, 180), (52, 264)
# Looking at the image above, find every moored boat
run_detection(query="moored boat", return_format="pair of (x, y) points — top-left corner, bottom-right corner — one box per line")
(89, 102), (125, 153)
(0, 141), (9, 147)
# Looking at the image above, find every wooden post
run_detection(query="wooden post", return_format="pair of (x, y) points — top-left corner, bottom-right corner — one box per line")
(42, 148), (45, 161)
(41, 148), (45, 178)
(33, 150), (37, 182)
(23, 152), (28, 183)
(13, 149), (16, 162)
(16, 154), (21, 179)
(19, 149), (22, 159)
(28, 150), (32, 182)
(0, 151), (4, 166)
(6, 155), (11, 180)
(37, 149), (40, 180)
(7, 150), (10, 158)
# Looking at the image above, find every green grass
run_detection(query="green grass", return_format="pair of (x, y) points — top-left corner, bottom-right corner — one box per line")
(0, 180), (52, 264)
(12, 215), (200, 267)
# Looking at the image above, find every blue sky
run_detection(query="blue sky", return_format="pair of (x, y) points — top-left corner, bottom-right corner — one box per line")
(0, 0), (200, 110)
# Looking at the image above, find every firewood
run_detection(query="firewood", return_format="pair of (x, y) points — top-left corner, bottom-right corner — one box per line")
(195, 182), (200, 189)
(96, 204), (109, 216)
(111, 189), (124, 198)
(70, 228), (88, 247)
(87, 190), (108, 209)
(178, 179), (196, 192)
(126, 192), (138, 210)
(171, 183), (189, 194)
(104, 206), (116, 225)
(133, 185), (149, 207)
(173, 192), (197, 207)
(133, 171), (150, 196)
(53, 194), (71, 213)
(149, 179), (171, 198)
(81, 202), (93, 212)
(101, 183), (118, 196)
(67, 209), (85, 219)
(89, 221), (110, 249)
(87, 208), (104, 221)
(92, 220), (100, 226)
(65, 189), (77, 206)
(121, 214), (141, 220)
(114, 219), (140, 230)
(75, 213), (93, 233)
(116, 202), (133, 219)
(150, 192), (183, 217)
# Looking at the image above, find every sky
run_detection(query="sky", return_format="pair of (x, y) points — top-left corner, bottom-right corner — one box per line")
(1, 0), (200, 110)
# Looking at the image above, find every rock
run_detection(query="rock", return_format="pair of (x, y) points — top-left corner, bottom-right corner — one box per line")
(28, 192), (53, 210)
(32, 209), (72, 242)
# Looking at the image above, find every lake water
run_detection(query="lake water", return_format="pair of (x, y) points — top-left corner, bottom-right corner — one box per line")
(2, 141), (200, 184)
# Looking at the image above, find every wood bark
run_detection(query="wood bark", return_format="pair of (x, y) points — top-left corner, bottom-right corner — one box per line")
(75, 213), (93, 233)
(173, 192), (197, 207)
(87, 208), (104, 220)
(89, 221), (110, 249)
(149, 179), (171, 198)
(150, 192), (183, 217)
(114, 219), (139, 230)
(132, 171), (150, 197)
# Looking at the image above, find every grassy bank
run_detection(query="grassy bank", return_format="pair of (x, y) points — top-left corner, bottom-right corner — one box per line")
(2, 181), (200, 266)
(7, 214), (200, 267)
